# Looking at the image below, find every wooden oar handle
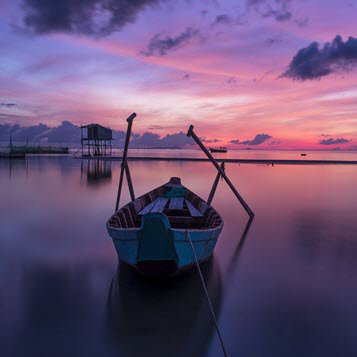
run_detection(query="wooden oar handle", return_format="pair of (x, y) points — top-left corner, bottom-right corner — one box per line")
(126, 112), (137, 123)
(187, 125), (194, 137)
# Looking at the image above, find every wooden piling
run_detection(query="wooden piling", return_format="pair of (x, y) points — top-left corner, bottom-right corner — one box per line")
(115, 113), (137, 212)
(187, 125), (254, 218)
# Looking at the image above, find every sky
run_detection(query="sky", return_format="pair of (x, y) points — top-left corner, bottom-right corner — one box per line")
(0, 0), (357, 149)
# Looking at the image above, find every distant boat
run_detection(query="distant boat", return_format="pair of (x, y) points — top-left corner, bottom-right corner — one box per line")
(301, 153), (307, 156)
(107, 177), (223, 278)
(209, 147), (227, 153)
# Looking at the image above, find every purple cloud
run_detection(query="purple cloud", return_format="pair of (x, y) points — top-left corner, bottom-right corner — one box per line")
(201, 137), (221, 143)
(248, 0), (292, 22)
(0, 102), (16, 108)
(21, 0), (168, 37)
(319, 137), (350, 145)
(141, 27), (200, 56)
(282, 35), (357, 80)
(230, 133), (272, 145)
(213, 14), (232, 25)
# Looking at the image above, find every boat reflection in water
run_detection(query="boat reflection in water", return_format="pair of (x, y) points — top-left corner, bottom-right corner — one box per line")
(80, 159), (112, 187)
(107, 258), (222, 356)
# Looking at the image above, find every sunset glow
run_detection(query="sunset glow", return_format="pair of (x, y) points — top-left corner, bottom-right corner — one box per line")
(1, 0), (357, 149)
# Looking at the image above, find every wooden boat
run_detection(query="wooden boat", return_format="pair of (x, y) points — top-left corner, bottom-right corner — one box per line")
(107, 177), (223, 278)
(209, 146), (227, 153)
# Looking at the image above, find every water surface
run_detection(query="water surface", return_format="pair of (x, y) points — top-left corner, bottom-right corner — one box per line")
(1, 156), (357, 356)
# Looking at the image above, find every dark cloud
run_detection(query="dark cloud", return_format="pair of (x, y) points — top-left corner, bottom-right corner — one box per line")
(263, 8), (291, 21)
(141, 27), (200, 56)
(21, 0), (166, 37)
(281, 35), (357, 80)
(132, 132), (160, 146)
(230, 133), (272, 145)
(319, 137), (350, 145)
(266, 36), (282, 46)
(295, 16), (309, 28)
(0, 120), (128, 144)
(0, 122), (49, 142)
(159, 132), (193, 147)
(114, 130), (194, 147)
(46, 120), (80, 142)
(0, 121), (195, 147)
(0, 103), (16, 108)
(201, 137), (221, 143)
(127, 131), (193, 148)
(213, 14), (232, 25)
(248, 0), (292, 22)
(226, 77), (237, 84)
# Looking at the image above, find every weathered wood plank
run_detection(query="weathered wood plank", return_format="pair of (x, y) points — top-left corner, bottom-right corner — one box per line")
(151, 197), (169, 213)
(198, 202), (209, 215)
(138, 198), (160, 215)
(186, 200), (203, 217)
(169, 197), (184, 210)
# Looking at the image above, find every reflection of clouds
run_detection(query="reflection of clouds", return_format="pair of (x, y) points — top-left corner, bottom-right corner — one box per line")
(293, 211), (357, 270)
(1, 263), (114, 357)
(258, 291), (353, 356)
(0, 157), (28, 179)
(107, 259), (222, 357)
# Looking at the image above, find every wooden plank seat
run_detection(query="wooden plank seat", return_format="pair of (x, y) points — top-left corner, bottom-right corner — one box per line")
(185, 200), (203, 217)
(151, 197), (169, 213)
(138, 199), (158, 215)
(168, 197), (184, 210)
(138, 197), (168, 215)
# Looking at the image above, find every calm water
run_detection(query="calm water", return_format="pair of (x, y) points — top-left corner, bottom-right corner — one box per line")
(109, 148), (357, 161)
(1, 155), (357, 357)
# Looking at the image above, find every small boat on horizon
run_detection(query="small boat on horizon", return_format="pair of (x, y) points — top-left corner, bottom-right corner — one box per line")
(107, 177), (223, 278)
(209, 146), (227, 153)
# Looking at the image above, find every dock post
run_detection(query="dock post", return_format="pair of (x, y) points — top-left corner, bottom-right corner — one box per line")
(207, 162), (225, 205)
(124, 163), (135, 202)
(115, 112), (137, 212)
(187, 125), (254, 218)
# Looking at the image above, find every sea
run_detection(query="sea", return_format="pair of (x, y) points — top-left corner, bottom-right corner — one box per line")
(1, 149), (357, 357)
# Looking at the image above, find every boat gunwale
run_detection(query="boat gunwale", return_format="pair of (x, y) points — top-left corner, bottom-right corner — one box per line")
(107, 179), (224, 232)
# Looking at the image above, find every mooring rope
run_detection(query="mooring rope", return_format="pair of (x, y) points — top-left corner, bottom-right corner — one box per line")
(186, 230), (228, 357)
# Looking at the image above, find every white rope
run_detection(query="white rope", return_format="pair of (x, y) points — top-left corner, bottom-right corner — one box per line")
(186, 230), (228, 357)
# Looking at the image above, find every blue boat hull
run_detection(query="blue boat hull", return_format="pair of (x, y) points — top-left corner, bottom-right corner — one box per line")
(107, 177), (224, 278)
(107, 224), (223, 277)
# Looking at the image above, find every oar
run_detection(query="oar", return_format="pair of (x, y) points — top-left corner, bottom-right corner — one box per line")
(187, 125), (254, 218)
(115, 112), (137, 212)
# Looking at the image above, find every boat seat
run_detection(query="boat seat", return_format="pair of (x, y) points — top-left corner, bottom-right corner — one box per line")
(168, 197), (184, 210)
(138, 199), (158, 215)
(138, 197), (169, 215)
(185, 200), (203, 217)
(137, 213), (178, 262)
